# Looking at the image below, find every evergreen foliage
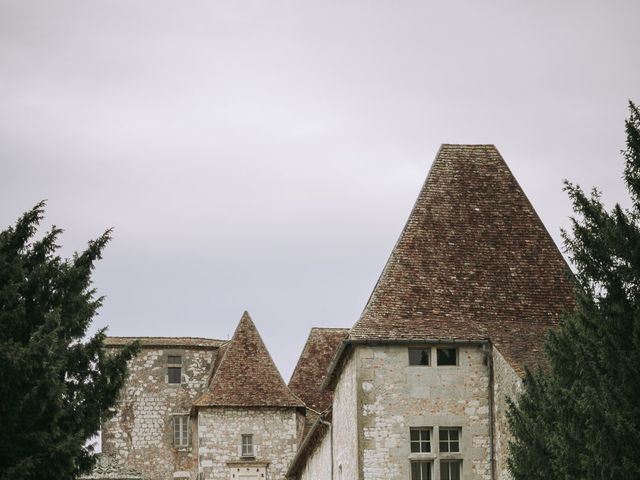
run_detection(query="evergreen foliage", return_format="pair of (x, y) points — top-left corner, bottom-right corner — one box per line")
(0, 204), (139, 480)
(508, 102), (640, 479)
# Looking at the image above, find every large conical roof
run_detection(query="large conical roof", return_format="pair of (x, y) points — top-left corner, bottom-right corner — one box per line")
(349, 145), (575, 374)
(194, 312), (303, 407)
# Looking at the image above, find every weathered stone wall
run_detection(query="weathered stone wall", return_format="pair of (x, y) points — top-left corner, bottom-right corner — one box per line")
(197, 407), (299, 480)
(492, 347), (522, 480)
(358, 344), (491, 480)
(299, 429), (332, 480)
(332, 351), (359, 480)
(102, 346), (217, 480)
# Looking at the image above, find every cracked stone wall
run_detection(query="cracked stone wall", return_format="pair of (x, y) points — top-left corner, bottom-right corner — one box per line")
(492, 347), (522, 480)
(102, 346), (217, 480)
(358, 345), (491, 480)
(197, 407), (300, 480)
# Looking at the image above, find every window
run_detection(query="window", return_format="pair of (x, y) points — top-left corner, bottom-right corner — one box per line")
(168, 355), (182, 384)
(440, 460), (461, 480)
(410, 427), (431, 453)
(411, 461), (432, 480)
(409, 348), (430, 366)
(436, 348), (457, 366)
(173, 415), (189, 448)
(241, 434), (254, 457)
(439, 428), (460, 453)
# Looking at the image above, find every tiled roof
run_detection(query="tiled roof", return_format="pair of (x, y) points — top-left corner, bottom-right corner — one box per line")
(194, 312), (304, 408)
(104, 336), (224, 349)
(349, 145), (576, 375)
(288, 328), (349, 413)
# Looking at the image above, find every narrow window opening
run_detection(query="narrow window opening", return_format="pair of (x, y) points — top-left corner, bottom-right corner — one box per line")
(436, 348), (457, 366)
(241, 434), (254, 457)
(168, 355), (182, 384)
(173, 415), (189, 448)
(409, 348), (430, 366)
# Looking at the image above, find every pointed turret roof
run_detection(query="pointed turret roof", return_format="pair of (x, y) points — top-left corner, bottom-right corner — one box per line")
(194, 312), (303, 407)
(349, 145), (575, 375)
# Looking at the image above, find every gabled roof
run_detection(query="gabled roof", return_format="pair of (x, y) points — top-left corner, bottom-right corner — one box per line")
(105, 336), (224, 349)
(288, 328), (349, 412)
(194, 312), (303, 408)
(348, 145), (575, 375)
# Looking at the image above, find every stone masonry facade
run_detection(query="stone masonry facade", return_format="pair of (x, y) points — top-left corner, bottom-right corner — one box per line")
(102, 345), (218, 479)
(198, 407), (300, 479)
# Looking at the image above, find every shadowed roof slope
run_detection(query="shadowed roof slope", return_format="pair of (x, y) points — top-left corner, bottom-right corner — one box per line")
(349, 144), (575, 375)
(289, 328), (349, 413)
(194, 311), (303, 407)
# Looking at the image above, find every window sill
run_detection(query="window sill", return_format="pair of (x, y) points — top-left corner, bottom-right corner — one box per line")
(408, 453), (436, 460)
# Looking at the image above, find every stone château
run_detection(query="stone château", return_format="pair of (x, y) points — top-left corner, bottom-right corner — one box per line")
(87, 145), (575, 480)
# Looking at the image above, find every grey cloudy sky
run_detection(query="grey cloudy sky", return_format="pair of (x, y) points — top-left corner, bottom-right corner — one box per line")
(1, 0), (639, 381)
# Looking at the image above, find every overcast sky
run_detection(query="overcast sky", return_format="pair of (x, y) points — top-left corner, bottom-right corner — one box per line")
(1, 0), (639, 381)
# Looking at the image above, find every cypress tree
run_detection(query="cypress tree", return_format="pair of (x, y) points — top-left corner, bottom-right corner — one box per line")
(0, 203), (139, 480)
(508, 102), (640, 479)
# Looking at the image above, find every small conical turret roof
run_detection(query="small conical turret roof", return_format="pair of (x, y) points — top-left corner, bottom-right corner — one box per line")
(194, 312), (303, 407)
(349, 145), (575, 374)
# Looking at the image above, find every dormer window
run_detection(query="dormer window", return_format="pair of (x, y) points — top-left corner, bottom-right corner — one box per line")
(168, 355), (182, 384)
(241, 434), (254, 457)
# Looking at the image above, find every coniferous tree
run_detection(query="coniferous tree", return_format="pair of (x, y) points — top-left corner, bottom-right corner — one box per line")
(0, 204), (139, 480)
(508, 102), (640, 479)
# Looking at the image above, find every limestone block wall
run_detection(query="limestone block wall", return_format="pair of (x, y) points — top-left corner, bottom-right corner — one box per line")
(102, 346), (217, 480)
(358, 344), (491, 480)
(197, 407), (299, 480)
(299, 430), (331, 480)
(332, 352), (359, 480)
(492, 347), (523, 480)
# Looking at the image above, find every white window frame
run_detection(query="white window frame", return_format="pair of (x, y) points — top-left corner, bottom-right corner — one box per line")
(410, 427), (432, 453)
(173, 415), (189, 448)
(241, 434), (254, 457)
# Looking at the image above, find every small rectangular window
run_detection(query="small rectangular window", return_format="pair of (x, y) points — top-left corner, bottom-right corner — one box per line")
(173, 415), (189, 448)
(168, 355), (182, 384)
(410, 427), (431, 453)
(439, 428), (460, 453)
(436, 348), (457, 366)
(409, 348), (430, 366)
(241, 434), (254, 457)
(411, 461), (432, 480)
(440, 460), (461, 480)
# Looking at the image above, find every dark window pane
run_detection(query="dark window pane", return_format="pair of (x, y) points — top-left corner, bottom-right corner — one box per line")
(450, 440), (459, 452)
(437, 348), (457, 366)
(168, 367), (181, 383)
(411, 462), (431, 480)
(411, 429), (420, 442)
(411, 442), (420, 453)
(422, 462), (431, 480)
(411, 462), (421, 480)
(440, 441), (449, 452)
(409, 348), (429, 366)
(168, 355), (181, 365)
(449, 429), (459, 441)
(441, 461), (461, 480)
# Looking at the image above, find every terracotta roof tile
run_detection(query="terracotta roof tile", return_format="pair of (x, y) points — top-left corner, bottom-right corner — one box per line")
(194, 312), (303, 407)
(349, 145), (576, 375)
(288, 328), (349, 412)
(104, 336), (224, 349)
